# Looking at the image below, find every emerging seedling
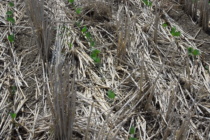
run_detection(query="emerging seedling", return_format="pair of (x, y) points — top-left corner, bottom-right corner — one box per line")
(10, 85), (17, 94)
(68, 0), (74, 4)
(107, 90), (115, 99)
(10, 112), (17, 119)
(129, 126), (137, 140)
(8, 34), (15, 42)
(6, 17), (15, 24)
(90, 49), (101, 63)
(142, 0), (152, 6)
(8, 2), (14, 7)
(162, 23), (168, 27)
(170, 27), (181, 37)
(187, 47), (200, 56)
(81, 26), (88, 33)
(76, 8), (82, 14)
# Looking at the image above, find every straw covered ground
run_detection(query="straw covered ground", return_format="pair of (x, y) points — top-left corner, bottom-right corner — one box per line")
(0, 0), (210, 139)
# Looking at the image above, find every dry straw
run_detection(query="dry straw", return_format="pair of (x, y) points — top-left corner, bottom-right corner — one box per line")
(0, 0), (209, 139)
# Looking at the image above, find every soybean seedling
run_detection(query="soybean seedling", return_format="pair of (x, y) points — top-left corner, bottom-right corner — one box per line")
(142, 0), (152, 6)
(8, 34), (15, 42)
(6, 2), (15, 24)
(162, 22), (168, 27)
(90, 49), (101, 63)
(107, 90), (116, 99)
(187, 47), (200, 56)
(129, 126), (137, 140)
(10, 112), (17, 120)
(170, 27), (181, 37)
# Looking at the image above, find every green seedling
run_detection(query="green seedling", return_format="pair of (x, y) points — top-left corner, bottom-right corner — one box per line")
(76, 8), (82, 14)
(85, 32), (92, 39)
(129, 126), (137, 140)
(90, 40), (95, 47)
(8, 34), (15, 42)
(81, 26), (88, 33)
(107, 90), (115, 99)
(6, 11), (13, 16)
(8, 2), (14, 7)
(10, 112), (17, 119)
(90, 49), (100, 63)
(129, 126), (135, 134)
(69, 43), (73, 49)
(142, 0), (152, 6)
(162, 23), (168, 27)
(187, 47), (200, 56)
(10, 86), (17, 94)
(6, 17), (15, 24)
(68, 0), (74, 4)
(170, 27), (181, 37)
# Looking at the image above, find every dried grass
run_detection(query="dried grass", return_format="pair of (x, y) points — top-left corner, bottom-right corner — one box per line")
(0, 0), (209, 140)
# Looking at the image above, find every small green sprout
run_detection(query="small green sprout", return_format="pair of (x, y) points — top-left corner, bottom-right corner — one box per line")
(107, 90), (115, 99)
(76, 8), (82, 14)
(129, 126), (137, 140)
(90, 49), (101, 63)
(162, 23), (168, 27)
(142, 0), (152, 6)
(69, 43), (73, 49)
(8, 2), (14, 7)
(10, 86), (17, 94)
(90, 40), (95, 47)
(6, 17), (15, 24)
(170, 27), (181, 37)
(68, 0), (74, 4)
(81, 26), (88, 33)
(6, 11), (13, 16)
(85, 32), (92, 39)
(8, 34), (15, 42)
(187, 47), (200, 56)
(129, 126), (135, 134)
(10, 112), (17, 119)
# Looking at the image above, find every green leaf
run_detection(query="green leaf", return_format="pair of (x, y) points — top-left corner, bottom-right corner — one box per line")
(173, 31), (181, 36)
(85, 32), (92, 39)
(129, 126), (135, 134)
(148, 1), (152, 6)
(91, 49), (100, 57)
(69, 43), (73, 49)
(170, 27), (181, 37)
(107, 90), (115, 99)
(142, 0), (152, 6)
(76, 8), (82, 14)
(82, 26), (88, 33)
(10, 86), (17, 94)
(192, 49), (200, 56)
(68, 0), (74, 3)
(129, 137), (137, 140)
(187, 47), (193, 54)
(90, 41), (95, 47)
(8, 34), (15, 42)
(8, 2), (14, 7)
(92, 57), (100, 63)
(6, 17), (15, 24)
(6, 11), (13, 16)
(10, 113), (17, 119)
(162, 23), (168, 27)
(171, 27), (176, 33)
